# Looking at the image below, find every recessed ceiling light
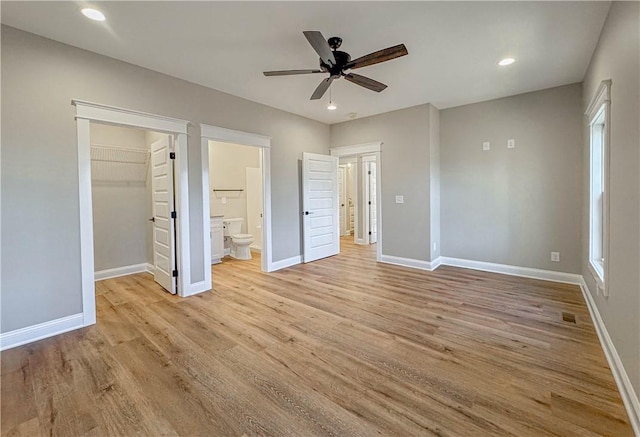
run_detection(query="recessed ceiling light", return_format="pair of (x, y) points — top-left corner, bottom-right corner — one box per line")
(81, 8), (106, 22)
(498, 57), (516, 66)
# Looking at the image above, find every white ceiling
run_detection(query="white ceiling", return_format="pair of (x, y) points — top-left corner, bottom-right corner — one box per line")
(1, 1), (610, 124)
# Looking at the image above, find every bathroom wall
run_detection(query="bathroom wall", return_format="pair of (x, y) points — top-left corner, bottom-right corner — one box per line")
(90, 124), (152, 271)
(209, 141), (260, 234)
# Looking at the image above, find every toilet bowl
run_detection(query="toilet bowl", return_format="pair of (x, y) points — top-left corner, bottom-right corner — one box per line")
(223, 218), (254, 260)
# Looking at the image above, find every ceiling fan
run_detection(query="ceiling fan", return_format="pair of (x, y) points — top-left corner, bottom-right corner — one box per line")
(263, 31), (408, 100)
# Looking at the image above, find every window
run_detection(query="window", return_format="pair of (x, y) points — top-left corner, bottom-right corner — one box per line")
(586, 80), (611, 295)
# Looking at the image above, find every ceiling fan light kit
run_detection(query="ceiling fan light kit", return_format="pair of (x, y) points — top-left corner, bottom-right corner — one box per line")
(264, 31), (408, 101)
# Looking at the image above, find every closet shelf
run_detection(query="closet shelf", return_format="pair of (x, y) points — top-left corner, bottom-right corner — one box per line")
(90, 144), (150, 184)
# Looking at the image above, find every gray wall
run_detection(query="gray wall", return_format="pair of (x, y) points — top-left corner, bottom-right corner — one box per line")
(440, 84), (583, 273)
(582, 1), (640, 395)
(1, 25), (329, 332)
(90, 124), (152, 271)
(331, 105), (432, 261)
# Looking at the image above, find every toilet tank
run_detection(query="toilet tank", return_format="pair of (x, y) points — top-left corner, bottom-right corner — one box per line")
(223, 218), (243, 236)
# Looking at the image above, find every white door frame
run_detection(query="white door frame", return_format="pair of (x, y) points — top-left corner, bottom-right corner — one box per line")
(200, 125), (273, 274)
(73, 100), (191, 327)
(330, 142), (382, 263)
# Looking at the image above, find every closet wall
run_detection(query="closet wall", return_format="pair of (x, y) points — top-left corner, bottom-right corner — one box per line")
(91, 124), (152, 272)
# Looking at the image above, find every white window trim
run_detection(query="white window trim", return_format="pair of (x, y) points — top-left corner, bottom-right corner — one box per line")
(585, 80), (611, 296)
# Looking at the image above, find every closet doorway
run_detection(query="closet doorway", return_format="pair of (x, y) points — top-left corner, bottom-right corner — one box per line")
(90, 123), (178, 294)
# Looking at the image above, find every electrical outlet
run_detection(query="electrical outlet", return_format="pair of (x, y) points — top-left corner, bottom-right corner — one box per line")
(507, 139), (515, 149)
(395, 195), (404, 204)
(551, 252), (560, 262)
(482, 141), (490, 151)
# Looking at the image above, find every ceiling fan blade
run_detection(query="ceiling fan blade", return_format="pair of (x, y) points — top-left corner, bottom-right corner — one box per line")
(263, 69), (323, 76)
(310, 77), (334, 100)
(344, 73), (388, 93)
(303, 31), (336, 66)
(346, 44), (408, 70)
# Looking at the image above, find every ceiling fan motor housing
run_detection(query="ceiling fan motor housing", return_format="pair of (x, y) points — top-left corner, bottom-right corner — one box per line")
(320, 50), (351, 78)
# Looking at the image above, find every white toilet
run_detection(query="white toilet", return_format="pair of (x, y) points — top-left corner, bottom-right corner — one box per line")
(222, 218), (254, 260)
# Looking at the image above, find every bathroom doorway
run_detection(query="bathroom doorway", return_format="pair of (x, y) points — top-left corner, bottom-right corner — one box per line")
(200, 124), (273, 278)
(207, 140), (264, 271)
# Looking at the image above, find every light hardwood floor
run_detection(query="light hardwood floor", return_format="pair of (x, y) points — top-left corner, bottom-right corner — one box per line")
(1, 238), (633, 436)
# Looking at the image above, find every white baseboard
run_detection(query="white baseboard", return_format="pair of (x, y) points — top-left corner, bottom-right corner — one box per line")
(355, 238), (366, 245)
(578, 278), (640, 435)
(250, 245), (262, 253)
(269, 255), (302, 272)
(0, 313), (84, 351)
(379, 254), (438, 271)
(438, 257), (583, 285)
(95, 263), (153, 281)
(431, 256), (442, 270)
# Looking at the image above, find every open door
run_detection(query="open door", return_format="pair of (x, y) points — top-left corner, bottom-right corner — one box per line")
(150, 136), (177, 294)
(302, 152), (339, 262)
(338, 166), (348, 236)
(369, 161), (377, 244)
(246, 167), (263, 250)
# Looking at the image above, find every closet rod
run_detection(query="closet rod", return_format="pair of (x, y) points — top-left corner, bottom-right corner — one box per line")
(213, 189), (244, 192)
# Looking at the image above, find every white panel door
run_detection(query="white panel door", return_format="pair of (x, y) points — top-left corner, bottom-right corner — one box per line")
(246, 167), (263, 250)
(338, 166), (348, 236)
(151, 136), (176, 294)
(302, 152), (339, 262)
(369, 162), (378, 244)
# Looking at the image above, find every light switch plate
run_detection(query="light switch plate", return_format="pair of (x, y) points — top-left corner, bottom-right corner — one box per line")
(482, 141), (490, 151)
(551, 252), (560, 262)
(507, 139), (515, 149)
(221, 197), (227, 204)
(395, 195), (404, 204)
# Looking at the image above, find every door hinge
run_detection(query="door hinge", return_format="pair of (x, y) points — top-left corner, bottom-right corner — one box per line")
(368, 171), (372, 175)
(171, 211), (177, 219)
(172, 270), (178, 277)
(169, 152), (176, 160)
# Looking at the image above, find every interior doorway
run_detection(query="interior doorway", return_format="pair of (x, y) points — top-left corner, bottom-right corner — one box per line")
(200, 124), (273, 277)
(207, 140), (264, 270)
(90, 124), (178, 294)
(330, 142), (382, 262)
(74, 100), (192, 327)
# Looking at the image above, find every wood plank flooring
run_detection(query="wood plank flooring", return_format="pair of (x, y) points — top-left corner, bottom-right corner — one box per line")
(1, 238), (633, 436)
